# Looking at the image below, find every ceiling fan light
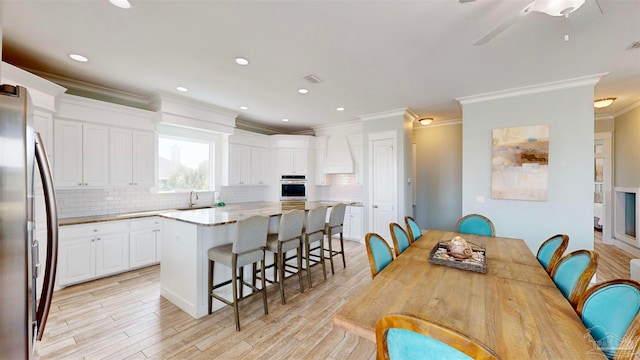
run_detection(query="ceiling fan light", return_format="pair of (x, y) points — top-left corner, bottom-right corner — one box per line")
(419, 118), (433, 126)
(531, 0), (585, 16)
(594, 98), (616, 109)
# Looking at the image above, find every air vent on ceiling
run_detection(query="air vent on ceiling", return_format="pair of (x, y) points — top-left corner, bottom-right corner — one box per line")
(303, 74), (322, 84)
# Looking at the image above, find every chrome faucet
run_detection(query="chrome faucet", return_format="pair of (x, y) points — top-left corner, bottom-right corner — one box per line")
(189, 190), (199, 208)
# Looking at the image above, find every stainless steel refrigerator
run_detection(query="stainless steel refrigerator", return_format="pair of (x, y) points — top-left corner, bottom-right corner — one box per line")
(0, 84), (58, 358)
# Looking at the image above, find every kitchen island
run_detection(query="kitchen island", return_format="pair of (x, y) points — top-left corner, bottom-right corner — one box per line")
(159, 201), (342, 319)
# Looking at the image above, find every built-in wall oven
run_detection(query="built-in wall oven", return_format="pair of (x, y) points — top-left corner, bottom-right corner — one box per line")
(280, 175), (307, 201)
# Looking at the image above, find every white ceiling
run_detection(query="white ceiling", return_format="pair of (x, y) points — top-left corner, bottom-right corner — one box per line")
(2, 0), (639, 133)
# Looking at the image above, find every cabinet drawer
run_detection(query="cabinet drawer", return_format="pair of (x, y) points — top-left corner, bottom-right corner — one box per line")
(60, 220), (129, 239)
(130, 217), (161, 231)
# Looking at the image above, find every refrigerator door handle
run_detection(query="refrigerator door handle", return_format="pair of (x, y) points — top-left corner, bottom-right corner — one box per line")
(34, 132), (58, 341)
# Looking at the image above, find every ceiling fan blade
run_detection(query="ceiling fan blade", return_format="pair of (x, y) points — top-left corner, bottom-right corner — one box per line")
(459, 0), (476, 3)
(473, 1), (535, 46)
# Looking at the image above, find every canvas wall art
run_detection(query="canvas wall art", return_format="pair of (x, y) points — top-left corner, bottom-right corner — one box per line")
(491, 125), (549, 201)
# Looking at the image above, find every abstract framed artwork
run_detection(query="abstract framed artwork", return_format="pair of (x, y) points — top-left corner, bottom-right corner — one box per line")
(491, 124), (549, 201)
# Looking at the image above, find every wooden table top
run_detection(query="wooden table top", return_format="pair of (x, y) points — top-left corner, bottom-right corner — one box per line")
(332, 229), (606, 359)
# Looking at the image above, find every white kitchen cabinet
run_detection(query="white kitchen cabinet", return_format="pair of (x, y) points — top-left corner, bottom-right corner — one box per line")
(228, 144), (251, 185)
(111, 128), (154, 187)
(348, 134), (363, 185)
(54, 120), (109, 188)
(227, 144), (268, 185)
(315, 136), (331, 185)
(130, 217), (162, 268)
(278, 148), (307, 175)
(250, 147), (269, 185)
(344, 206), (364, 241)
(58, 221), (129, 286)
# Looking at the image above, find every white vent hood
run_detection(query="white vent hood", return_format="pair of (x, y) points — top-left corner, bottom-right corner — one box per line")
(324, 135), (354, 174)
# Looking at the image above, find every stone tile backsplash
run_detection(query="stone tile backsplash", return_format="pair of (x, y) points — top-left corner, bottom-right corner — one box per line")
(56, 186), (265, 218)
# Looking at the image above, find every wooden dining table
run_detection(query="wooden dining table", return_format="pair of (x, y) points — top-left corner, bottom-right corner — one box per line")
(332, 229), (606, 359)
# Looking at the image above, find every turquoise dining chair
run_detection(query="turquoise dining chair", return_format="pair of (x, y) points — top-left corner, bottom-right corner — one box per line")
(365, 233), (394, 279)
(455, 214), (495, 237)
(550, 250), (599, 309)
(576, 279), (640, 360)
(404, 216), (422, 242)
(390, 223), (411, 257)
(536, 234), (569, 274)
(376, 313), (500, 360)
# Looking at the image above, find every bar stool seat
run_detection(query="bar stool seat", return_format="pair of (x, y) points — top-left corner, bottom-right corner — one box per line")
(208, 215), (269, 331)
(325, 203), (347, 274)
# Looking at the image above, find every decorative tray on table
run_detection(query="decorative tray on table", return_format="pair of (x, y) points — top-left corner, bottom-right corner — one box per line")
(428, 236), (487, 273)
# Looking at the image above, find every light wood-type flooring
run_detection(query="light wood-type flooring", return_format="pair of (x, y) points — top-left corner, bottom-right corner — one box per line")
(35, 230), (633, 359)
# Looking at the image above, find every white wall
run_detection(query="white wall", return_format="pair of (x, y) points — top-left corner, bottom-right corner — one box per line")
(614, 106), (640, 188)
(459, 77), (600, 253)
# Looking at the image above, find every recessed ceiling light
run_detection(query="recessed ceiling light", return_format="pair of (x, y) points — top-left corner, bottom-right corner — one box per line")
(235, 57), (249, 66)
(282, 118), (289, 122)
(239, 106), (249, 110)
(176, 86), (188, 92)
(336, 107), (345, 111)
(109, 0), (131, 9)
(298, 88), (309, 94)
(69, 54), (88, 62)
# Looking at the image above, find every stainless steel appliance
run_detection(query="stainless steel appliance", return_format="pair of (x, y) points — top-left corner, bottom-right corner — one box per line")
(0, 84), (58, 358)
(280, 175), (307, 201)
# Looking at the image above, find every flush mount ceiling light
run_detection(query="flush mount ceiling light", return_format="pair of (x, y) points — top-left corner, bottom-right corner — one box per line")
(69, 54), (88, 62)
(298, 88), (309, 94)
(239, 106), (249, 110)
(336, 107), (345, 111)
(594, 98), (616, 109)
(282, 118), (289, 122)
(235, 57), (249, 66)
(419, 118), (434, 126)
(176, 86), (188, 92)
(109, 0), (131, 9)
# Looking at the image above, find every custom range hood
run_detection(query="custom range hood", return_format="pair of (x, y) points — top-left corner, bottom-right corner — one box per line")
(323, 135), (354, 174)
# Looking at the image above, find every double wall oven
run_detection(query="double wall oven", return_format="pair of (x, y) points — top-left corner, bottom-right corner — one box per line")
(280, 175), (307, 201)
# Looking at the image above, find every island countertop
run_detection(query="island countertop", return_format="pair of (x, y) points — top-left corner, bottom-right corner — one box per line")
(59, 201), (346, 227)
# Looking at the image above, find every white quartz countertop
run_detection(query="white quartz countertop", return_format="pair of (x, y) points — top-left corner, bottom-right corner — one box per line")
(59, 201), (349, 227)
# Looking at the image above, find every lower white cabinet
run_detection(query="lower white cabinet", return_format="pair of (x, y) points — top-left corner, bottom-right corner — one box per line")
(130, 217), (162, 268)
(58, 217), (163, 287)
(58, 220), (129, 286)
(344, 206), (363, 241)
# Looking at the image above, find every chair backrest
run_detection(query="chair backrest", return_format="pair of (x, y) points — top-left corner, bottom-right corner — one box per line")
(232, 215), (269, 254)
(278, 209), (305, 242)
(576, 279), (640, 360)
(305, 206), (327, 243)
(389, 223), (411, 257)
(536, 234), (569, 274)
(404, 216), (421, 242)
(376, 313), (500, 360)
(365, 233), (394, 279)
(328, 203), (347, 227)
(551, 250), (599, 309)
(455, 214), (495, 237)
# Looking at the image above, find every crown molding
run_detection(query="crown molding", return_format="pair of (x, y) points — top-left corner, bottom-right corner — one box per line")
(595, 114), (614, 122)
(456, 73), (609, 105)
(413, 118), (462, 130)
(615, 98), (640, 117)
(358, 107), (410, 121)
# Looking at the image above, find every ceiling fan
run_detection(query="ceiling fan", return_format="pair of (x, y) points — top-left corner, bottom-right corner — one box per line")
(463, 0), (598, 45)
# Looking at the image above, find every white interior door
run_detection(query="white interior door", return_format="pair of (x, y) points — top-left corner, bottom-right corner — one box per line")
(369, 134), (396, 244)
(595, 132), (613, 244)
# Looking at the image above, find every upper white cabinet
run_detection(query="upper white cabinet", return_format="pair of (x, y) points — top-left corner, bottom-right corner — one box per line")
(54, 120), (109, 188)
(54, 94), (156, 189)
(278, 148), (307, 175)
(111, 129), (154, 187)
(225, 130), (270, 186)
